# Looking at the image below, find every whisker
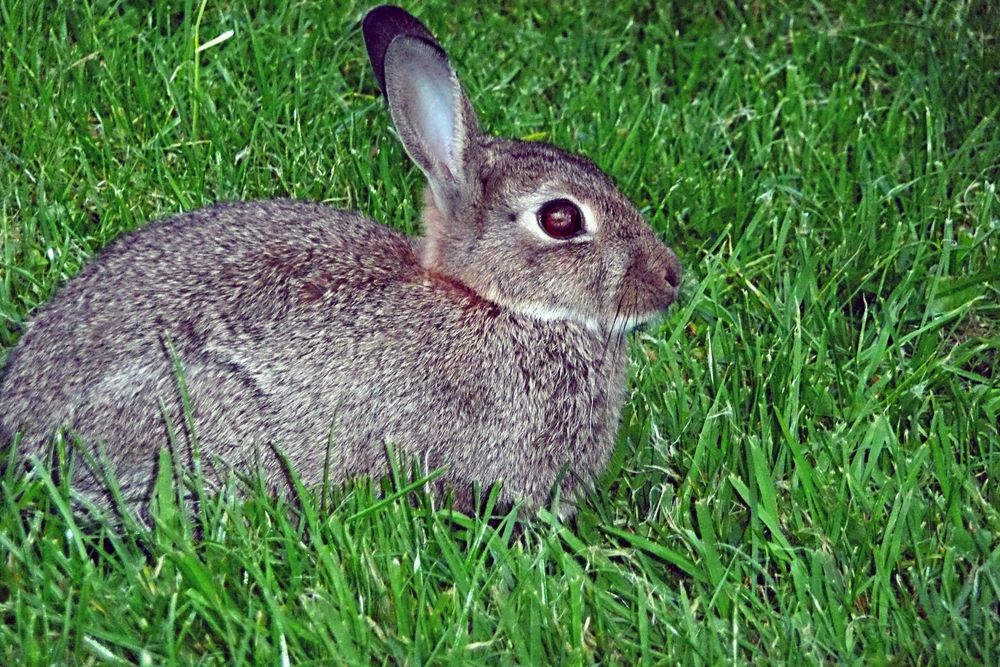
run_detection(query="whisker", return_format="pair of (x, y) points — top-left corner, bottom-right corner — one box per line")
(618, 290), (638, 349)
(602, 292), (626, 362)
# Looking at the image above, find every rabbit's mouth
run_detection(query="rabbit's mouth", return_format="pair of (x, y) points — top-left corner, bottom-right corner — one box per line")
(615, 247), (682, 329)
(608, 276), (680, 334)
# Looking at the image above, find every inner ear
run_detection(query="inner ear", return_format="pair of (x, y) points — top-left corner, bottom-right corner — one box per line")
(383, 37), (477, 187)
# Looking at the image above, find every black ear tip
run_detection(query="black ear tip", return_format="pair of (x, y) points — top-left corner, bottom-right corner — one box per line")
(361, 5), (408, 37)
(362, 5), (441, 95)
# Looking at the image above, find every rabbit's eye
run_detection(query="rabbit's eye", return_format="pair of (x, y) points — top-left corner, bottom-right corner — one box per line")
(538, 199), (583, 239)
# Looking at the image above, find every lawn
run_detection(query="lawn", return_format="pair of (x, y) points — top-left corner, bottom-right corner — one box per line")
(1, 0), (998, 663)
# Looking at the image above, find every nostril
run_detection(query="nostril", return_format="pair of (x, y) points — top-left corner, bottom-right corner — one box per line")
(663, 250), (681, 289)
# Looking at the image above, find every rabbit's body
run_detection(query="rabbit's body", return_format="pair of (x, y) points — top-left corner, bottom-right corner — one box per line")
(1, 199), (625, 508)
(0, 5), (679, 515)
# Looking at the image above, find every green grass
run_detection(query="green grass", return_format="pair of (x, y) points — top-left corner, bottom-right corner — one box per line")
(2, 0), (999, 663)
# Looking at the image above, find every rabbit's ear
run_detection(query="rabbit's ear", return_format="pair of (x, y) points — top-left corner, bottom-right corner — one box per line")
(363, 6), (481, 203)
(362, 5), (439, 95)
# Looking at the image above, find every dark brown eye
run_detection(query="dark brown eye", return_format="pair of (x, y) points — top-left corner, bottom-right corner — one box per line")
(538, 199), (583, 239)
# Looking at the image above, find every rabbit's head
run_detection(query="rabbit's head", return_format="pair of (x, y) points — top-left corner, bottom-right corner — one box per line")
(363, 6), (681, 333)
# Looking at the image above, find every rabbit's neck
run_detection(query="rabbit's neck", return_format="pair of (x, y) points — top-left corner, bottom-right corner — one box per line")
(418, 187), (461, 274)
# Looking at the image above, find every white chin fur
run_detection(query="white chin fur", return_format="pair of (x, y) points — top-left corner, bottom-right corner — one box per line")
(610, 311), (661, 334)
(498, 301), (602, 333)
(501, 299), (658, 336)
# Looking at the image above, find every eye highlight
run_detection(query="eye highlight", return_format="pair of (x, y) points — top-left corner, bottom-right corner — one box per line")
(537, 199), (583, 239)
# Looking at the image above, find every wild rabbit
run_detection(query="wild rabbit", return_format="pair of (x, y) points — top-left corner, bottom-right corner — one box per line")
(0, 5), (681, 516)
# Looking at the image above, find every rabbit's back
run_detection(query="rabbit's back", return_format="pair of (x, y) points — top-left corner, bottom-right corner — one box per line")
(0, 200), (419, 495)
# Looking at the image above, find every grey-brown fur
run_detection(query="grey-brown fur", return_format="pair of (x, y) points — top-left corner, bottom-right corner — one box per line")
(0, 5), (680, 516)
